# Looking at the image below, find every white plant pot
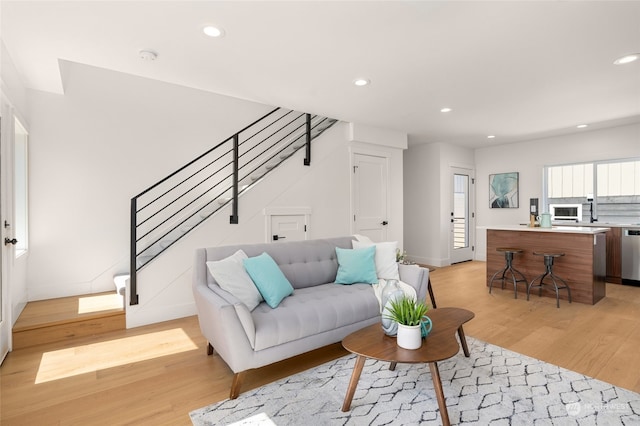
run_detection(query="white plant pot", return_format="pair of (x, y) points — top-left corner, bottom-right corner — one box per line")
(396, 323), (422, 350)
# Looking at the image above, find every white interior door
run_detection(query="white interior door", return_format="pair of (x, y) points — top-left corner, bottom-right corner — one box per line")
(352, 153), (389, 242)
(270, 214), (307, 242)
(450, 167), (475, 264)
(0, 115), (10, 362)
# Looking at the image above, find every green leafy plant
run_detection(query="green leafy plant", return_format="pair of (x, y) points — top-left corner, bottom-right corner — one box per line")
(383, 295), (428, 326)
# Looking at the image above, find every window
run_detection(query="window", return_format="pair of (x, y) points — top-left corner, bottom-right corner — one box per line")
(14, 117), (28, 255)
(544, 159), (640, 223)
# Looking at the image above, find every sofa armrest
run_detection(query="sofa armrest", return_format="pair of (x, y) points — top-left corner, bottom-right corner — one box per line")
(398, 263), (429, 305)
(192, 249), (257, 371)
(207, 284), (256, 348)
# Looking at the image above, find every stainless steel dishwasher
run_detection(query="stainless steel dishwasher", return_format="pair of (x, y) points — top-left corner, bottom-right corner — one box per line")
(621, 227), (640, 286)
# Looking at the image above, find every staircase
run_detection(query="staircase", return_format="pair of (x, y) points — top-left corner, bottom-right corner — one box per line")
(12, 292), (125, 349)
(128, 107), (337, 304)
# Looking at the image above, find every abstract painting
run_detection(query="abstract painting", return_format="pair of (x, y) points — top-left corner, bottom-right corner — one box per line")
(490, 172), (519, 208)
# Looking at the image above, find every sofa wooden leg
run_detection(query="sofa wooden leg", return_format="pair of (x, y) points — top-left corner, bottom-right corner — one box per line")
(207, 343), (214, 356)
(230, 372), (244, 400)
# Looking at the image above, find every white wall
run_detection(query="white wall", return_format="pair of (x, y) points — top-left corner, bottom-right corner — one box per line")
(403, 142), (474, 266)
(128, 122), (407, 328)
(20, 60), (406, 327)
(1, 42), (28, 120)
(404, 124), (639, 266)
(404, 143), (441, 266)
(26, 61), (273, 301)
(474, 123), (640, 260)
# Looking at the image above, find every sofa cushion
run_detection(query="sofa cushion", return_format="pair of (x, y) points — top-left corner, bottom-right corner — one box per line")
(335, 246), (378, 284)
(243, 252), (294, 308)
(206, 249), (263, 311)
(204, 237), (354, 289)
(352, 240), (400, 280)
(251, 283), (380, 351)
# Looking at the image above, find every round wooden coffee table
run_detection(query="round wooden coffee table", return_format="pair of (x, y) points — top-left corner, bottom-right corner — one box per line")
(341, 307), (475, 426)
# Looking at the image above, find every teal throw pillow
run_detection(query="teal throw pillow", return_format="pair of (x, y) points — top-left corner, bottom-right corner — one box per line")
(335, 246), (378, 285)
(243, 252), (294, 308)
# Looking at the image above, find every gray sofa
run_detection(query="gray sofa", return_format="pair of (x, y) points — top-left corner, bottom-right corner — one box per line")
(192, 236), (431, 399)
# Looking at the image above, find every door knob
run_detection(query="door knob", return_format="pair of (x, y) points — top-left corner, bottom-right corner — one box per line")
(381, 221), (388, 226)
(4, 238), (18, 245)
(272, 235), (286, 241)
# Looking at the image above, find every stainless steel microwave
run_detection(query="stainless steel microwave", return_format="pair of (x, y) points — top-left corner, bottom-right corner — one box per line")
(549, 204), (582, 222)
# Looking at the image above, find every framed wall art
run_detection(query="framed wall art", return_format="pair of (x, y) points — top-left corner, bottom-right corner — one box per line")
(489, 172), (519, 208)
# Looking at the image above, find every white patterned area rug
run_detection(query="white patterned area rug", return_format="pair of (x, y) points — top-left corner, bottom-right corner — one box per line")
(190, 337), (640, 425)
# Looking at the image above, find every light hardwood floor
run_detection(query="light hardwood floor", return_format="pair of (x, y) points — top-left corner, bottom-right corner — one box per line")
(1, 261), (639, 425)
(11, 292), (125, 349)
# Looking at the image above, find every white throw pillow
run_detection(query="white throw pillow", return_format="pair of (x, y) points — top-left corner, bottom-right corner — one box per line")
(352, 240), (400, 280)
(353, 234), (374, 244)
(206, 250), (263, 311)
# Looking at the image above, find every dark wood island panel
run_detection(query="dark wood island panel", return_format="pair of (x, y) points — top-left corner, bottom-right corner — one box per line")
(486, 228), (607, 305)
(605, 227), (622, 284)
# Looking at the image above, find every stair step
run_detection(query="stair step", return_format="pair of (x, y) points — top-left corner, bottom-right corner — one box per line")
(12, 292), (125, 349)
(180, 225), (194, 233)
(137, 255), (153, 268)
(200, 209), (217, 218)
(250, 172), (266, 181)
(160, 240), (174, 248)
(113, 274), (128, 296)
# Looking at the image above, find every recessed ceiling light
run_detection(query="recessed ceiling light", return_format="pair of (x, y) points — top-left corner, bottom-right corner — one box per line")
(203, 25), (225, 38)
(613, 53), (639, 65)
(487, 135), (496, 139)
(576, 124), (588, 129)
(440, 107), (452, 113)
(353, 78), (370, 87)
(138, 49), (158, 61)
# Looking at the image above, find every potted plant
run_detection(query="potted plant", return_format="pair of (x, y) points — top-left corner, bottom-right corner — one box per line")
(383, 295), (431, 350)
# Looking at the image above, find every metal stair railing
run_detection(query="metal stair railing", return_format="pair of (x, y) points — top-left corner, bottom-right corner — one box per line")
(129, 107), (337, 305)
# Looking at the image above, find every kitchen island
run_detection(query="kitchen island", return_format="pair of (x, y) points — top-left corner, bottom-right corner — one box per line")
(486, 225), (609, 305)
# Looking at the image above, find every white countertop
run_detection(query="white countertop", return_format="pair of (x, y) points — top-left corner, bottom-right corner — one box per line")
(487, 225), (609, 234)
(553, 222), (640, 228)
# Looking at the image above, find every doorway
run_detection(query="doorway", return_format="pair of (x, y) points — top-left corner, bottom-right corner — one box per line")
(352, 153), (389, 242)
(0, 115), (6, 362)
(270, 215), (306, 242)
(450, 167), (475, 264)
(0, 110), (29, 364)
(265, 207), (310, 243)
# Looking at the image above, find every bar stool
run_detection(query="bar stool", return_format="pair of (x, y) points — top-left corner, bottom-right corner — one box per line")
(489, 248), (528, 298)
(527, 252), (572, 308)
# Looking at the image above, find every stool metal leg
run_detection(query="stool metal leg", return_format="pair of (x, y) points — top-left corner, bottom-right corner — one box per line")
(547, 273), (571, 308)
(490, 252), (527, 298)
(507, 266), (527, 299)
(527, 272), (548, 300)
(489, 264), (509, 294)
(527, 256), (571, 308)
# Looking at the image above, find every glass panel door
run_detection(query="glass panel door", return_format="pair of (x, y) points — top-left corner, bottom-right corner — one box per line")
(451, 167), (474, 264)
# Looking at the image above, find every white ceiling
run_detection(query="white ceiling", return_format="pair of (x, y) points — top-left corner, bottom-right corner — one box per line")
(2, 1), (640, 148)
